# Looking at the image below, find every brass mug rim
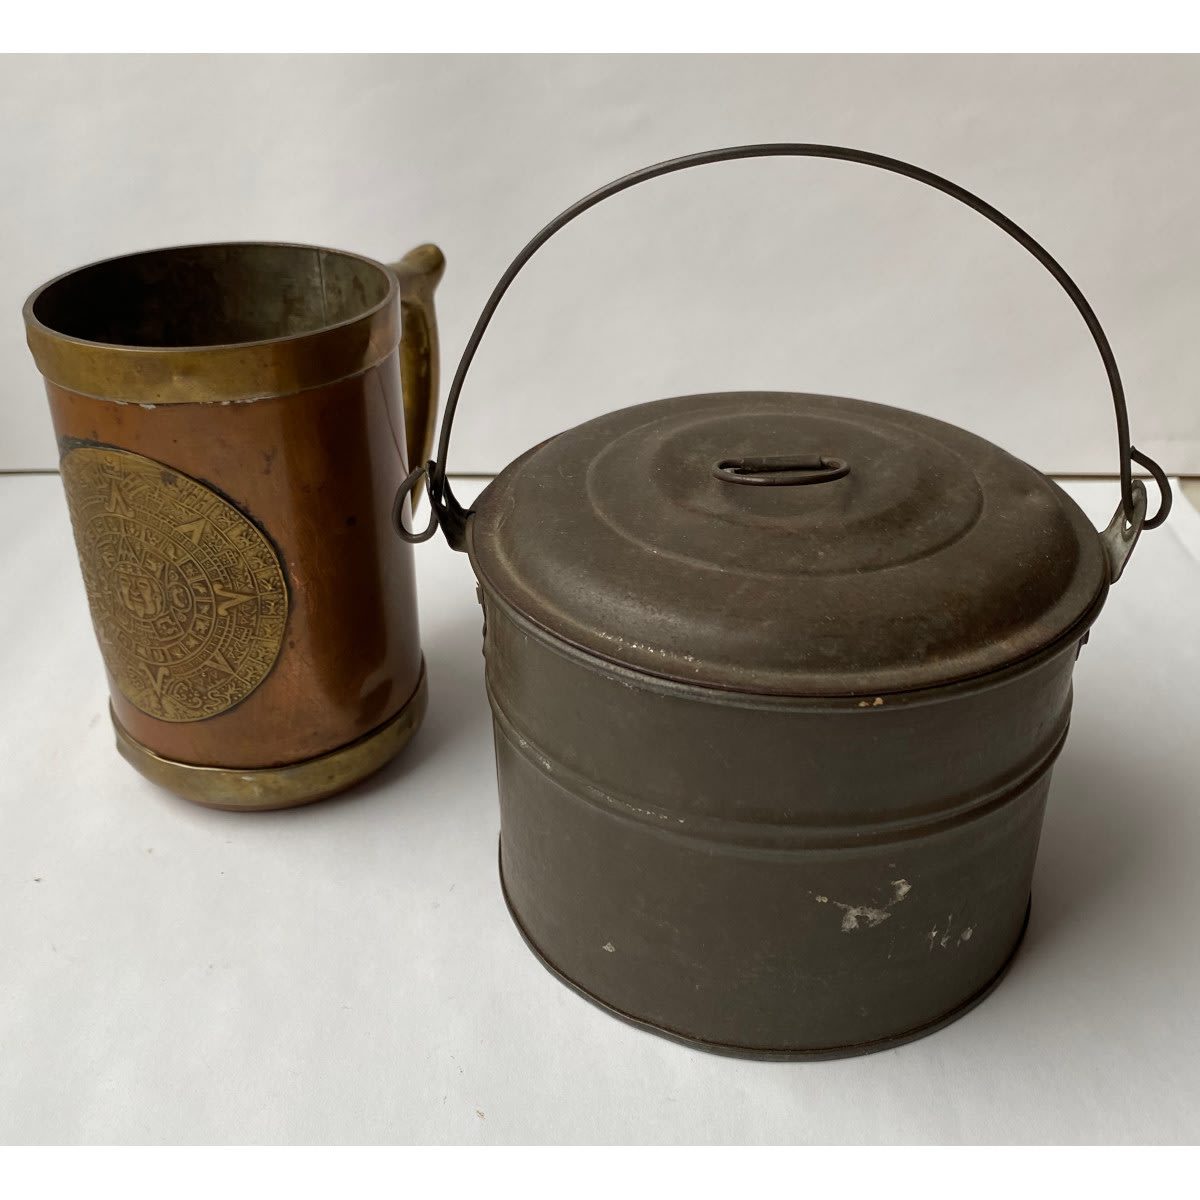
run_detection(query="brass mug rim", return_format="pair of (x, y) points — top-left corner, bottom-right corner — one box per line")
(23, 240), (402, 405)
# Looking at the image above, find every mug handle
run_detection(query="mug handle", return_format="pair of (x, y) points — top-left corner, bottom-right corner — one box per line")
(398, 144), (1172, 567)
(390, 243), (446, 504)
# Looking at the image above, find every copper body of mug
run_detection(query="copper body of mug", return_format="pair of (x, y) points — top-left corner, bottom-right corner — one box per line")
(24, 241), (444, 810)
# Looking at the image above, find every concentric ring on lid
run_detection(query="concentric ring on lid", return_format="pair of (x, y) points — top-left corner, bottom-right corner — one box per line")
(468, 391), (1109, 696)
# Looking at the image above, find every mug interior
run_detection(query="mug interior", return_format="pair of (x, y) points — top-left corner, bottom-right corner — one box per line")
(31, 243), (392, 348)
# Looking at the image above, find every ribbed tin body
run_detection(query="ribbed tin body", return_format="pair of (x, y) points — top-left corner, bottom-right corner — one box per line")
(481, 589), (1091, 1057)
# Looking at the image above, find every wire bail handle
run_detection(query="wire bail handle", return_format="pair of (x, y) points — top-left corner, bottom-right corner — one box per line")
(395, 143), (1172, 564)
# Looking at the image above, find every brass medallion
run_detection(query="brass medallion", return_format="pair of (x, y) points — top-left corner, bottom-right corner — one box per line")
(61, 445), (288, 722)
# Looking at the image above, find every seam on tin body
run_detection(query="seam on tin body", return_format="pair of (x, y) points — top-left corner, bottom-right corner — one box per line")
(486, 673), (1069, 853)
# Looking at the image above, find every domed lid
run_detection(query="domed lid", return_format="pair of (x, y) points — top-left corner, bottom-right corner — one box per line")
(467, 392), (1110, 696)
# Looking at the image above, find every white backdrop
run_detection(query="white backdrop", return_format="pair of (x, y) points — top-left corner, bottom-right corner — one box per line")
(3, 54), (1197, 475)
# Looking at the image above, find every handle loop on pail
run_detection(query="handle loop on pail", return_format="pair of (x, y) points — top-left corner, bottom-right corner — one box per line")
(397, 143), (1172, 563)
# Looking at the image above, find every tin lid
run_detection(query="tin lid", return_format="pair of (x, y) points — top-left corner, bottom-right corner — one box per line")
(467, 391), (1110, 696)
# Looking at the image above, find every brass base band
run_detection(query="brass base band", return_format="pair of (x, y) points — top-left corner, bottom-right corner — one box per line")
(111, 662), (428, 811)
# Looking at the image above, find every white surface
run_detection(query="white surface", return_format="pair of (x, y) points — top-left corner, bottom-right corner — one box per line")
(3, 54), (1199, 475)
(0, 474), (1198, 1145)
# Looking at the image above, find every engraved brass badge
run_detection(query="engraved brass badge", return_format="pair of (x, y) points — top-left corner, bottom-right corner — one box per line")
(61, 446), (288, 722)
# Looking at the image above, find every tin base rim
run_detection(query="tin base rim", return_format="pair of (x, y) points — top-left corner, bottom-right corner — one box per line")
(499, 839), (1032, 1061)
(111, 662), (428, 812)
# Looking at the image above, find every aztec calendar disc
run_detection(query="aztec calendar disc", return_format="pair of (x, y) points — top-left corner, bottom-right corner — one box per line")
(60, 444), (289, 722)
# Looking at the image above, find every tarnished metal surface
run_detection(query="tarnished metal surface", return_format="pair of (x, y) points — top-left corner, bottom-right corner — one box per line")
(25, 240), (444, 808)
(24, 243), (399, 404)
(470, 391), (1110, 696)
(1101, 478), (1148, 583)
(403, 143), (1172, 1055)
(476, 587), (1085, 1057)
(111, 663), (427, 812)
(60, 444), (289, 722)
(393, 244), (446, 504)
(467, 390), (1106, 1051)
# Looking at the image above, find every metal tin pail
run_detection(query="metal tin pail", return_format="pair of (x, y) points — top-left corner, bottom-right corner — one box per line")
(401, 145), (1171, 1057)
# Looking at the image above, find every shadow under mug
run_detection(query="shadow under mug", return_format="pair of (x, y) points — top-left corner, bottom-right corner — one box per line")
(23, 240), (445, 810)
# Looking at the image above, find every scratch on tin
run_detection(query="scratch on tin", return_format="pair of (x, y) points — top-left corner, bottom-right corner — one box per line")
(927, 916), (975, 950)
(814, 878), (911, 933)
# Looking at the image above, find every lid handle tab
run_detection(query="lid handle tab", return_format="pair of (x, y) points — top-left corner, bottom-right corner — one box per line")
(712, 454), (850, 486)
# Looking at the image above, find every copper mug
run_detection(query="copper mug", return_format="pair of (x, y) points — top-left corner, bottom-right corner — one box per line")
(23, 241), (444, 810)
